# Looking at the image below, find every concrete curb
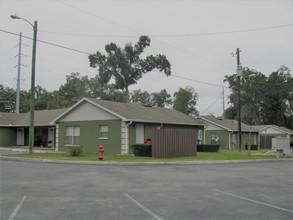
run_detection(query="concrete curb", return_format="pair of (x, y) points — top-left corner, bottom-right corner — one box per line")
(0, 155), (292, 166)
(0, 147), (55, 153)
(1, 147), (292, 166)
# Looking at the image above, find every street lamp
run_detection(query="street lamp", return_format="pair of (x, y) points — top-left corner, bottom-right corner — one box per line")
(11, 14), (37, 154)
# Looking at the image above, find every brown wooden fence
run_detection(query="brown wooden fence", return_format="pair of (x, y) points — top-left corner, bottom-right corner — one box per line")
(260, 136), (273, 148)
(152, 129), (197, 158)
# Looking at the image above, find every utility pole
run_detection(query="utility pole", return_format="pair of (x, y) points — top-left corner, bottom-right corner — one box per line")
(11, 15), (38, 154)
(236, 48), (242, 151)
(28, 20), (37, 154)
(16, 32), (22, 113)
(222, 87), (225, 119)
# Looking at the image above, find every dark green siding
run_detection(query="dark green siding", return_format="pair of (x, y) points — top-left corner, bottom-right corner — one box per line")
(0, 127), (16, 146)
(205, 130), (258, 149)
(205, 130), (229, 148)
(58, 119), (122, 154)
(58, 120), (204, 154)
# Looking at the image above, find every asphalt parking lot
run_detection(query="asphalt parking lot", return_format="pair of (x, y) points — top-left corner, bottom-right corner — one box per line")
(0, 159), (292, 220)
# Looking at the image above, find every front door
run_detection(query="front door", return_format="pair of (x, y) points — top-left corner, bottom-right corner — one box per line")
(136, 124), (144, 144)
(16, 128), (24, 145)
(48, 128), (55, 148)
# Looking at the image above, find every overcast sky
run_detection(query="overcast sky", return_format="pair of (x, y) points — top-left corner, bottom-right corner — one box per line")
(1, 0), (292, 116)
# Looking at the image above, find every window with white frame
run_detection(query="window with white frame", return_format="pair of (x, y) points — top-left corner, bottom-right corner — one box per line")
(99, 125), (108, 139)
(197, 130), (202, 140)
(65, 126), (80, 146)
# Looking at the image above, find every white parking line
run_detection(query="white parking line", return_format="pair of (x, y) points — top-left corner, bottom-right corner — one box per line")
(124, 193), (164, 220)
(212, 189), (293, 214)
(7, 195), (27, 220)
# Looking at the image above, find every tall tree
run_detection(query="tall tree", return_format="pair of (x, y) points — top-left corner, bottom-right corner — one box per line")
(262, 66), (293, 128)
(130, 89), (152, 105)
(224, 66), (293, 129)
(34, 85), (51, 110)
(0, 85), (16, 112)
(224, 106), (236, 119)
(151, 89), (172, 108)
(57, 72), (92, 107)
(173, 86), (199, 116)
(89, 35), (171, 102)
(99, 84), (127, 102)
(224, 67), (267, 124)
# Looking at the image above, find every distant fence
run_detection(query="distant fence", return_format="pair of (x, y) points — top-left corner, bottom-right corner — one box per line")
(260, 136), (273, 148)
(152, 129), (197, 158)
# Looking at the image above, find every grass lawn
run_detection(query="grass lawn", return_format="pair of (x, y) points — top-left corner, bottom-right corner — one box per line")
(1, 149), (286, 162)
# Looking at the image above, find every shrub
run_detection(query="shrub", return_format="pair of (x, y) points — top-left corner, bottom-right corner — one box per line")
(245, 145), (258, 150)
(131, 144), (152, 157)
(197, 144), (220, 152)
(68, 145), (83, 157)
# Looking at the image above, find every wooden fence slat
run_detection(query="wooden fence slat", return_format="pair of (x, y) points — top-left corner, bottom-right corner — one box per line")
(152, 130), (197, 158)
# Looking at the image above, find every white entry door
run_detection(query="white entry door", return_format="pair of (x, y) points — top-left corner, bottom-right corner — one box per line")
(136, 124), (144, 144)
(16, 128), (24, 145)
(48, 128), (54, 147)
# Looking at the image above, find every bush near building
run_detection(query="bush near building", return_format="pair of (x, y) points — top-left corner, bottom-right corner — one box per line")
(131, 144), (152, 157)
(197, 144), (220, 152)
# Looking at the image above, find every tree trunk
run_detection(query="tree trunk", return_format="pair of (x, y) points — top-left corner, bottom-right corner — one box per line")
(125, 86), (129, 102)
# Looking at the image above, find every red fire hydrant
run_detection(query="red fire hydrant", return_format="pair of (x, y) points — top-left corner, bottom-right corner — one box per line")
(98, 145), (104, 160)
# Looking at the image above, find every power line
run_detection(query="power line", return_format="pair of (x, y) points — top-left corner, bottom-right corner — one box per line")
(170, 73), (228, 88)
(43, 0), (293, 75)
(2, 29), (292, 89)
(200, 90), (224, 115)
(55, 0), (293, 39)
(1, 28), (231, 88)
(56, 0), (139, 35)
(40, 1), (293, 74)
(0, 29), (91, 55)
(42, 1), (293, 75)
(39, 25), (293, 38)
(55, 1), (231, 71)
(152, 70), (228, 88)
(150, 24), (293, 38)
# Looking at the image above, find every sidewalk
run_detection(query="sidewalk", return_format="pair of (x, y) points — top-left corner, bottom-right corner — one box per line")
(0, 146), (55, 153)
(1, 147), (292, 166)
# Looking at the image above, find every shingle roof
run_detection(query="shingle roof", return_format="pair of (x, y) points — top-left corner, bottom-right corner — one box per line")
(251, 124), (293, 134)
(199, 115), (258, 132)
(0, 108), (68, 127)
(84, 98), (205, 126)
(250, 125), (268, 131)
(279, 126), (293, 134)
(14, 108), (69, 126)
(1, 98), (206, 127)
(0, 112), (23, 126)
